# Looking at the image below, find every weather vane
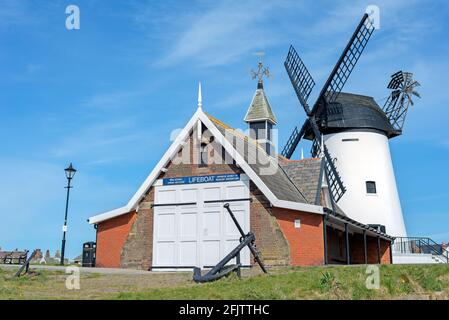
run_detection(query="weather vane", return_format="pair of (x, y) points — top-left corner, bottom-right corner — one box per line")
(251, 51), (270, 88)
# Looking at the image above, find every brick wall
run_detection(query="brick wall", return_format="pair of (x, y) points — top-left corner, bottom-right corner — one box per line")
(95, 211), (137, 268)
(272, 208), (325, 266)
(250, 183), (290, 266)
(380, 239), (392, 264)
(117, 130), (291, 269)
(350, 233), (392, 264)
(120, 190), (154, 270)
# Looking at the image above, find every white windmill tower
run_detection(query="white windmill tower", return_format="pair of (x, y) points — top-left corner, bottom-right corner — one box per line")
(281, 13), (420, 237)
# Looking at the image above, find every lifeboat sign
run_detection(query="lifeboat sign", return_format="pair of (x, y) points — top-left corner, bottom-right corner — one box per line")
(163, 173), (240, 186)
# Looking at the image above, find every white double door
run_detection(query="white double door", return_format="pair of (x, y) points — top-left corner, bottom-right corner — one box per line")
(152, 178), (250, 269)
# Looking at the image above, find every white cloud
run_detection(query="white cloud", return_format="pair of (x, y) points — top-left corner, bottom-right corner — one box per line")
(51, 118), (142, 161)
(83, 92), (133, 109)
(0, 1), (28, 27)
(81, 90), (148, 109)
(155, 1), (293, 67)
(0, 0), (51, 28)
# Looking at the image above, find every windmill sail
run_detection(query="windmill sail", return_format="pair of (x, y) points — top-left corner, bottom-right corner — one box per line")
(281, 12), (377, 205)
(283, 13), (375, 160)
(316, 13), (375, 111)
(281, 120), (309, 159)
(383, 71), (420, 132)
(308, 117), (346, 203)
(284, 45), (315, 114)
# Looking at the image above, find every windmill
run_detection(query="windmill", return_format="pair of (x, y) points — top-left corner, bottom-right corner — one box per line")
(281, 13), (418, 237)
(382, 71), (421, 133)
(281, 13), (376, 207)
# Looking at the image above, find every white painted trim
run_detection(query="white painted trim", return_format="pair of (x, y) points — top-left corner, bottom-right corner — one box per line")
(88, 109), (322, 224)
(88, 206), (130, 225)
(247, 117), (276, 123)
(88, 109), (202, 225)
(245, 117), (277, 125)
(274, 199), (323, 214)
(197, 82), (202, 110)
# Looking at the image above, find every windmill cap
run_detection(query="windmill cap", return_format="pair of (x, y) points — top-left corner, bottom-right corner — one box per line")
(305, 92), (400, 139)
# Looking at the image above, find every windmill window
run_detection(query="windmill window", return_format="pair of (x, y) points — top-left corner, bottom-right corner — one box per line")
(366, 181), (377, 194)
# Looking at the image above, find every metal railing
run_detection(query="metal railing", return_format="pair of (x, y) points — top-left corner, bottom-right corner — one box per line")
(393, 237), (449, 263)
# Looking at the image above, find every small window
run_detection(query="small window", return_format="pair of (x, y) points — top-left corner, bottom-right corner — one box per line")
(199, 143), (208, 167)
(366, 181), (377, 194)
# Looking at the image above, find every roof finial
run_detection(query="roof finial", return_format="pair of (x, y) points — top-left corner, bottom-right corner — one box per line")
(301, 148), (304, 160)
(197, 82), (202, 110)
(251, 52), (270, 89)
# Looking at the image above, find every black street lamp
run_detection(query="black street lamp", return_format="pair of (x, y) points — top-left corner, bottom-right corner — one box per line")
(60, 163), (76, 266)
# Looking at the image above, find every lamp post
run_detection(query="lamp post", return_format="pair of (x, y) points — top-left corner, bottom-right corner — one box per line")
(60, 163), (76, 266)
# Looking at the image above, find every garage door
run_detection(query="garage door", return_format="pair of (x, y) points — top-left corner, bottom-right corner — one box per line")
(152, 175), (250, 269)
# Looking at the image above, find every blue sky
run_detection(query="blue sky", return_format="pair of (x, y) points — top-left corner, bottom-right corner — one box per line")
(0, 0), (448, 258)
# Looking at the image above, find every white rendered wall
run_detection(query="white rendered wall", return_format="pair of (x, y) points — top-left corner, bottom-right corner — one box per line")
(324, 131), (407, 237)
(392, 253), (444, 264)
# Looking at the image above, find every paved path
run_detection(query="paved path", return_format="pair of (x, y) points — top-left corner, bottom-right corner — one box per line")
(0, 264), (190, 275)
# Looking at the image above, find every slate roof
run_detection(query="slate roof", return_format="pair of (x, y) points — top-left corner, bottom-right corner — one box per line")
(244, 89), (277, 124)
(208, 114), (309, 204)
(279, 158), (323, 205)
(277, 157), (348, 215)
(88, 109), (323, 225)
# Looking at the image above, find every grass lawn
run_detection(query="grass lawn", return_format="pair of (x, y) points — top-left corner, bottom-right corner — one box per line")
(1, 264), (449, 300)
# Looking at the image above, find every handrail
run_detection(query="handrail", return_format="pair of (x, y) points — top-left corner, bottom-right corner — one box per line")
(393, 237), (448, 263)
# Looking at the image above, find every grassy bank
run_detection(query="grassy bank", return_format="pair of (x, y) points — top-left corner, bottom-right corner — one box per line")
(1, 264), (449, 300)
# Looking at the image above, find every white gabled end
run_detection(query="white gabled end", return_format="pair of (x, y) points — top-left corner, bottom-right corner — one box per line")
(197, 82), (202, 110)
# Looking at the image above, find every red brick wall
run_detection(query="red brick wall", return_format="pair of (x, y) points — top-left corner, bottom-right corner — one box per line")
(380, 239), (392, 264)
(272, 208), (325, 266)
(350, 233), (392, 264)
(96, 211), (137, 268)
